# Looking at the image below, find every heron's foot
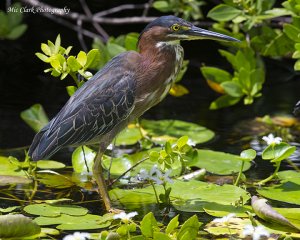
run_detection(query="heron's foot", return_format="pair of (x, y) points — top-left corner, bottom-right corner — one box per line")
(109, 207), (123, 214)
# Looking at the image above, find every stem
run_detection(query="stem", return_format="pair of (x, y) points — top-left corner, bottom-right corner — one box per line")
(257, 162), (281, 185)
(69, 72), (80, 87)
(234, 161), (245, 186)
(151, 181), (160, 204)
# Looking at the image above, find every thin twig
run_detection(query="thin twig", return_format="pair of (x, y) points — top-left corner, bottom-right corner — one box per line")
(77, 18), (88, 51)
(142, 0), (154, 17)
(79, 0), (109, 41)
(94, 4), (148, 17)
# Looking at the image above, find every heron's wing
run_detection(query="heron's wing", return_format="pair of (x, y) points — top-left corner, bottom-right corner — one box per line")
(29, 52), (138, 160)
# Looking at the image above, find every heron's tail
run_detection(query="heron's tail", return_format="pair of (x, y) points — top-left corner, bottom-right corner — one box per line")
(28, 126), (60, 161)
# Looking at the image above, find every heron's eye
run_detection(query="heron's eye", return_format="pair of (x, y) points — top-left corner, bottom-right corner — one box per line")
(171, 24), (180, 31)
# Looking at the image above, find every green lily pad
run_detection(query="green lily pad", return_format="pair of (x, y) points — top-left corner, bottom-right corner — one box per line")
(36, 160), (66, 169)
(72, 145), (95, 173)
(35, 213), (112, 230)
(115, 126), (142, 146)
(187, 150), (251, 175)
(203, 203), (253, 217)
(257, 171), (300, 205)
(0, 214), (41, 238)
(141, 119), (215, 144)
(24, 203), (88, 217)
(110, 180), (249, 212)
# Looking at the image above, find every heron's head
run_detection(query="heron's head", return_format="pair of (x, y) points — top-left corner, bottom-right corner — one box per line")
(139, 15), (239, 46)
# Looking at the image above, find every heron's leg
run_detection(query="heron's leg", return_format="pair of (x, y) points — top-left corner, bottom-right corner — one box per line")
(93, 143), (112, 211)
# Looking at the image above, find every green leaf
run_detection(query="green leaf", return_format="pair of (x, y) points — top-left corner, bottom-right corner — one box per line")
(6, 24), (27, 40)
(141, 119), (214, 145)
(201, 66), (232, 84)
(153, 232), (172, 239)
(20, 104), (49, 132)
(177, 136), (189, 149)
(262, 142), (296, 162)
(295, 59), (300, 71)
(77, 51), (87, 67)
(188, 149), (251, 175)
(208, 4), (242, 21)
(209, 95), (241, 110)
(67, 56), (81, 72)
(24, 203), (88, 217)
(66, 85), (77, 96)
(283, 23), (300, 42)
(125, 33), (139, 51)
(36, 160), (66, 169)
(72, 145), (95, 173)
(140, 212), (158, 238)
(41, 43), (51, 56)
(85, 49), (100, 69)
(35, 53), (50, 63)
(54, 34), (61, 54)
(203, 203), (253, 217)
(240, 149), (256, 160)
(221, 81), (243, 97)
(166, 215), (179, 234)
(114, 126), (143, 146)
(107, 42), (126, 57)
(153, 1), (171, 12)
(0, 214), (40, 238)
(177, 215), (200, 240)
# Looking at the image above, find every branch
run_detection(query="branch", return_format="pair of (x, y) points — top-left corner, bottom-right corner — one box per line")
(94, 4), (149, 17)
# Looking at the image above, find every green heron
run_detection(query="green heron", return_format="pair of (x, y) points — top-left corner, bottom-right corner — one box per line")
(29, 16), (239, 211)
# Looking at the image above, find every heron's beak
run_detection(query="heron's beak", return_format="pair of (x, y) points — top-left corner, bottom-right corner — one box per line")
(184, 25), (240, 42)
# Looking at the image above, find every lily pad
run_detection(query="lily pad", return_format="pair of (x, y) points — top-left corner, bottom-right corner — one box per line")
(141, 119), (215, 144)
(24, 203), (88, 217)
(72, 145), (95, 173)
(115, 126), (142, 146)
(35, 213), (112, 230)
(0, 214), (41, 238)
(110, 180), (249, 212)
(203, 203), (253, 217)
(37, 172), (75, 189)
(187, 150), (251, 175)
(257, 171), (300, 205)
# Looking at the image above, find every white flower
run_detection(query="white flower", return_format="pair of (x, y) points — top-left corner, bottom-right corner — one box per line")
(149, 166), (173, 185)
(113, 211), (138, 221)
(63, 232), (90, 240)
(243, 225), (270, 240)
(187, 139), (196, 146)
(212, 213), (236, 224)
(262, 134), (282, 145)
(137, 168), (150, 181)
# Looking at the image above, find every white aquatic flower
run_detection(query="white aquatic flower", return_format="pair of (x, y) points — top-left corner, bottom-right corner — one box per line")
(150, 166), (173, 185)
(137, 168), (150, 181)
(63, 232), (90, 240)
(212, 213), (236, 224)
(243, 225), (270, 240)
(187, 139), (196, 146)
(262, 133), (282, 145)
(113, 211), (138, 221)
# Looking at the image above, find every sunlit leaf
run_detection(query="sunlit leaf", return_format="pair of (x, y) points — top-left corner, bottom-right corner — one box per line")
(72, 145), (95, 173)
(187, 149), (251, 175)
(36, 160), (65, 169)
(20, 104), (49, 132)
(208, 4), (242, 21)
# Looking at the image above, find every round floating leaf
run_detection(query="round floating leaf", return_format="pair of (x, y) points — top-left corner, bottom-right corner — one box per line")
(203, 203), (253, 217)
(240, 149), (256, 160)
(188, 150), (251, 175)
(257, 171), (300, 205)
(72, 145), (95, 173)
(141, 119), (214, 144)
(36, 160), (65, 169)
(35, 213), (112, 230)
(24, 204), (88, 217)
(110, 180), (249, 212)
(114, 126), (142, 146)
(0, 214), (41, 238)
